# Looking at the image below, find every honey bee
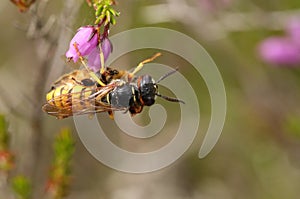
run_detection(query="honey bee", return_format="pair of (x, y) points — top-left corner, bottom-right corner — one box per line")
(42, 53), (184, 119)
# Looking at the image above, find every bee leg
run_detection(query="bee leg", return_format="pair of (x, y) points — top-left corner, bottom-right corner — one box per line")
(73, 42), (106, 87)
(108, 111), (114, 120)
(128, 52), (162, 81)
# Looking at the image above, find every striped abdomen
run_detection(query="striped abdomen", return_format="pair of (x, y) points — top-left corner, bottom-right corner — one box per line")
(44, 84), (97, 118)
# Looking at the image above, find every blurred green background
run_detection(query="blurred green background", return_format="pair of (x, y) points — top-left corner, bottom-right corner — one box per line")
(1, 0), (300, 199)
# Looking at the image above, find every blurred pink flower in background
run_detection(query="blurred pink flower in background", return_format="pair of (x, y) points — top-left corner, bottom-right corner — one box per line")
(258, 37), (300, 65)
(286, 19), (300, 45)
(258, 18), (300, 66)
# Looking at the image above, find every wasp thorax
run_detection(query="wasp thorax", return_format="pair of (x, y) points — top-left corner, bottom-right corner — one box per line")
(138, 75), (157, 106)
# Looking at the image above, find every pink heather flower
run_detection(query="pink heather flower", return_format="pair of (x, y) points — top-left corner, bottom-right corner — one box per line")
(66, 26), (98, 62)
(87, 38), (112, 72)
(258, 36), (300, 65)
(286, 18), (300, 45)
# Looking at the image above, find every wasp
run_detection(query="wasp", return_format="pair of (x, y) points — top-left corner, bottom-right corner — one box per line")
(42, 52), (184, 119)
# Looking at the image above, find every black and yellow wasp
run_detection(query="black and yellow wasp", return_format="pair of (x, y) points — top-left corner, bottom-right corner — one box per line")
(42, 52), (184, 119)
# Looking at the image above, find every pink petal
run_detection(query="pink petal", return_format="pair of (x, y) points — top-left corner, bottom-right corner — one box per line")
(65, 26), (99, 62)
(87, 38), (112, 72)
(87, 48), (102, 72)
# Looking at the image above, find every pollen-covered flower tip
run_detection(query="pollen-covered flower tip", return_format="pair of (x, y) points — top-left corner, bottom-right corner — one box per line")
(65, 26), (99, 62)
(258, 36), (300, 66)
(87, 38), (113, 72)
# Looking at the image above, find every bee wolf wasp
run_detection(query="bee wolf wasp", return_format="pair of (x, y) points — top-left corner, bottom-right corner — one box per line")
(42, 52), (184, 119)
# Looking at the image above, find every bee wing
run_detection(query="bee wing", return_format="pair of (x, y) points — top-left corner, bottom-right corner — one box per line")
(42, 82), (127, 119)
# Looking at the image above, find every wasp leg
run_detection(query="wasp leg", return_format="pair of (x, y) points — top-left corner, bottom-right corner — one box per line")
(73, 42), (106, 87)
(123, 107), (130, 114)
(128, 52), (162, 81)
(108, 110), (114, 119)
(99, 43), (106, 75)
(94, 26), (107, 75)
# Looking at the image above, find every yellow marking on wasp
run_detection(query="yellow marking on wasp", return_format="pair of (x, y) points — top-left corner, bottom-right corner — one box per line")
(46, 90), (54, 102)
(61, 86), (68, 95)
(52, 86), (64, 108)
(53, 86), (62, 97)
(106, 92), (110, 104)
(59, 86), (69, 106)
(71, 85), (84, 109)
(131, 86), (136, 103)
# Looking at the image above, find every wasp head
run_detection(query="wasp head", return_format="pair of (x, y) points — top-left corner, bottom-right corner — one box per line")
(137, 75), (158, 106)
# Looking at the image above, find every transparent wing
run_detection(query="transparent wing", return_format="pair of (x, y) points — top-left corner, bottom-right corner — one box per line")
(42, 82), (127, 119)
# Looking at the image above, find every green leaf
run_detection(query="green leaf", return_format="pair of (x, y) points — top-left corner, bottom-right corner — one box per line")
(53, 128), (75, 163)
(93, 0), (119, 25)
(12, 176), (32, 199)
(105, 10), (111, 25)
(284, 115), (300, 138)
(109, 7), (117, 16)
(47, 128), (75, 198)
(110, 16), (116, 25)
(0, 114), (9, 150)
(96, 6), (104, 16)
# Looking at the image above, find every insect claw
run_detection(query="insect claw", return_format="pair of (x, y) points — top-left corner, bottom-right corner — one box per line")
(123, 107), (130, 114)
(88, 114), (95, 119)
(108, 110), (114, 119)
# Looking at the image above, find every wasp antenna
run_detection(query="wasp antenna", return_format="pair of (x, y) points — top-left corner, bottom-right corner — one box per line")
(156, 67), (179, 83)
(156, 93), (185, 104)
